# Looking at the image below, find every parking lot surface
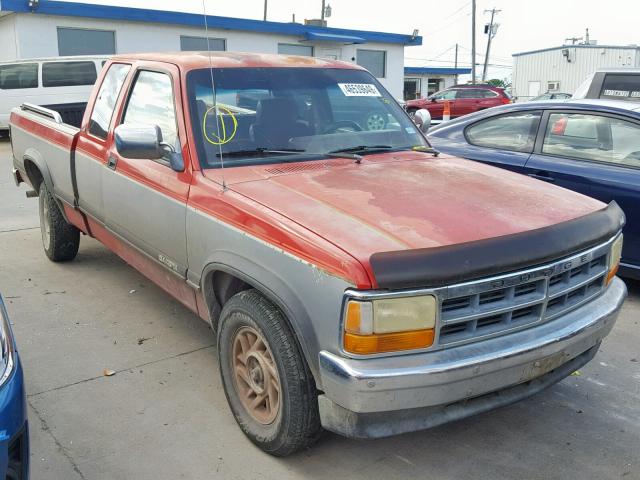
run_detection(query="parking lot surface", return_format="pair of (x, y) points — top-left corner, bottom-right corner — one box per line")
(1, 139), (639, 480)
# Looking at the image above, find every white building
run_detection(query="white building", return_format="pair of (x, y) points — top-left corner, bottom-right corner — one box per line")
(0, 0), (422, 98)
(403, 66), (472, 100)
(512, 44), (640, 100)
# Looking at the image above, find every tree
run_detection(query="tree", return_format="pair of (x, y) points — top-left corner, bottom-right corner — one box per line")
(487, 78), (510, 88)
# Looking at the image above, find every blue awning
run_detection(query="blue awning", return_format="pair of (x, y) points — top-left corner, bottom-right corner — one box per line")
(304, 31), (366, 44)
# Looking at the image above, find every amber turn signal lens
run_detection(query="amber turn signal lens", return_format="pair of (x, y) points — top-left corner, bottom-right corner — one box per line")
(606, 263), (619, 285)
(344, 329), (435, 355)
(607, 235), (623, 285)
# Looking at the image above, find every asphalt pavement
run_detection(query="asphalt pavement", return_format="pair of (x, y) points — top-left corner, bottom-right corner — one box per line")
(0, 139), (638, 480)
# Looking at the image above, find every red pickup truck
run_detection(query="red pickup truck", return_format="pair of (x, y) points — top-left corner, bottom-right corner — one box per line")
(9, 52), (626, 456)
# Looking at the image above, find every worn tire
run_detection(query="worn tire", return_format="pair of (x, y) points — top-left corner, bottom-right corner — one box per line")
(38, 182), (80, 262)
(218, 289), (321, 456)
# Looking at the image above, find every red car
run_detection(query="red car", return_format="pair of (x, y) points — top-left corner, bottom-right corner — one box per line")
(406, 84), (512, 119)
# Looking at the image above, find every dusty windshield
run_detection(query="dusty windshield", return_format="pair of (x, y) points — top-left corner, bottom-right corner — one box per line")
(186, 67), (428, 168)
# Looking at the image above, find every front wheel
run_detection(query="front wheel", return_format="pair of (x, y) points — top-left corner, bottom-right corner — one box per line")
(218, 289), (321, 456)
(38, 182), (80, 262)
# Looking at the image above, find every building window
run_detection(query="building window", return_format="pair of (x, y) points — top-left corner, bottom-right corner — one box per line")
(427, 78), (442, 96)
(403, 78), (421, 100)
(357, 49), (386, 78)
(278, 44), (314, 56)
(0, 63), (38, 90)
(180, 36), (226, 52)
(42, 61), (97, 87)
(57, 27), (116, 56)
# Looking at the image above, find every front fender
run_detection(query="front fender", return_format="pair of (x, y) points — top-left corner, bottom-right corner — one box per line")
(187, 207), (355, 388)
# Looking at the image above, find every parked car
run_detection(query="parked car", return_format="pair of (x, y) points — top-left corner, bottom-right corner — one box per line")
(0, 56), (106, 133)
(0, 294), (29, 479)
(573, 68), (640, 102)
(406, 84), (512, 119)
(10, 52), (626, 455)
(427, 99), (640, 279)
(530, 92), (572, 101)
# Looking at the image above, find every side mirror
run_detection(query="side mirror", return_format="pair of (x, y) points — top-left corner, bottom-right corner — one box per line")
(114, 124), (164, 160)
(413, 109), (431, 134)
(114, 124), (184, 172)
(430, 97), (437, 102)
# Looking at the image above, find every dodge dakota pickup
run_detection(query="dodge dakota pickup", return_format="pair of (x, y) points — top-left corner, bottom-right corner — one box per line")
(9, 52), (627, 456)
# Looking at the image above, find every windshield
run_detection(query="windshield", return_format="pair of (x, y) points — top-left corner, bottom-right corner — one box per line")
(186, 67), (428, 168)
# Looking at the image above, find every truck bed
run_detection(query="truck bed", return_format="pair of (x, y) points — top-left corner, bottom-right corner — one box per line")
(10, 104), (79, 206)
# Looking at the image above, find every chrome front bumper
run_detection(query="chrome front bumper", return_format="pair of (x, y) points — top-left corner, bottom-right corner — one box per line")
(318, 277), (626, 438)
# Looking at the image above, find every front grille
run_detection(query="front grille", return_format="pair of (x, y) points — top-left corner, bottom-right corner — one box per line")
(437, 241), (611, 347)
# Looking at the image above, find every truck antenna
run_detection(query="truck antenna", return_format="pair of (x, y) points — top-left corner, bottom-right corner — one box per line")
(201, 0), (227, 191)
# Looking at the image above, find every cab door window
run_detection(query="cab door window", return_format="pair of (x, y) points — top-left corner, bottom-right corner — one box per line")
(123, 70), (178, 149)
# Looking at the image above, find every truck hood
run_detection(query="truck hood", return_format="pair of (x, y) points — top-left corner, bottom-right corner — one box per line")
(228, 151), (605, 282)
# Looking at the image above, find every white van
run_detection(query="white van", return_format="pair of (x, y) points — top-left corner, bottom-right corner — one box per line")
(0, 56), (107, 133)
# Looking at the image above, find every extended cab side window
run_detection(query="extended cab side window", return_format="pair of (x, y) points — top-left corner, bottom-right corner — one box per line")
(465, 111), (541, 152)
(89, 63), (131, 139)
(542, 113), (640, 168)
(123, 70), (178, 151)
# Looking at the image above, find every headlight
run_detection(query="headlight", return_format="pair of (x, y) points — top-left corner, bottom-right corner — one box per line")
(606, 234), (623, 285)
(0, 295), (16, 387)
(343, 295), (436, 354)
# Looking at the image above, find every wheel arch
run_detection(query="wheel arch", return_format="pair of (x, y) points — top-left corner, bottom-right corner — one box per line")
(200, 256), (322, 384)
(22, 148), (53, 193)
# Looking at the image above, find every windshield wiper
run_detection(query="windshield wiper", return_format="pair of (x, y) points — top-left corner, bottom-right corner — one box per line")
(216, 148), (305, 158)
(329, 145), (393, 155)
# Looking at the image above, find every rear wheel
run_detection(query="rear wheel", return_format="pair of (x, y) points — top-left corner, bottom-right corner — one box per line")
(218, 289), (321, 456)
(38, 182), (80, 262)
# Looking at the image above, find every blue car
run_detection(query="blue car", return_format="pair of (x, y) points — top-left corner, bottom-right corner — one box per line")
(0, 295), (28, 479)
(428, 99), (640, 280)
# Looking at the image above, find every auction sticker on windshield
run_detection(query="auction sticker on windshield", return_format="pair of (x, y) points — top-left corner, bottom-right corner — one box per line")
(338, 83), (382, 97)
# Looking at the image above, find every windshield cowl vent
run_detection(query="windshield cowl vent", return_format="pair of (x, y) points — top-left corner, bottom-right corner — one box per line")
(264, 162), (335, 176)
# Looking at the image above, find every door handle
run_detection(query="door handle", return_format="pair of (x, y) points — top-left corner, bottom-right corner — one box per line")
(107, 156), (117, 170)
(528, 171), (555, 183)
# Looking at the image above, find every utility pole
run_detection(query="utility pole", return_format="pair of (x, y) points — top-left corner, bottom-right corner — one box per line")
(482, 8), (501, 82)
(263, 0), (267, 21)
(321, 0), (326, 21)
(471, 0), (476, 83)
(454, 43), (459, 84)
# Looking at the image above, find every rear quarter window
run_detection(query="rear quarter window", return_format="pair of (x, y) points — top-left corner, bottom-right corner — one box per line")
(0, 63), (38, 90)
(42, 61), (97, 87)
(599, 74), (640, 101)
